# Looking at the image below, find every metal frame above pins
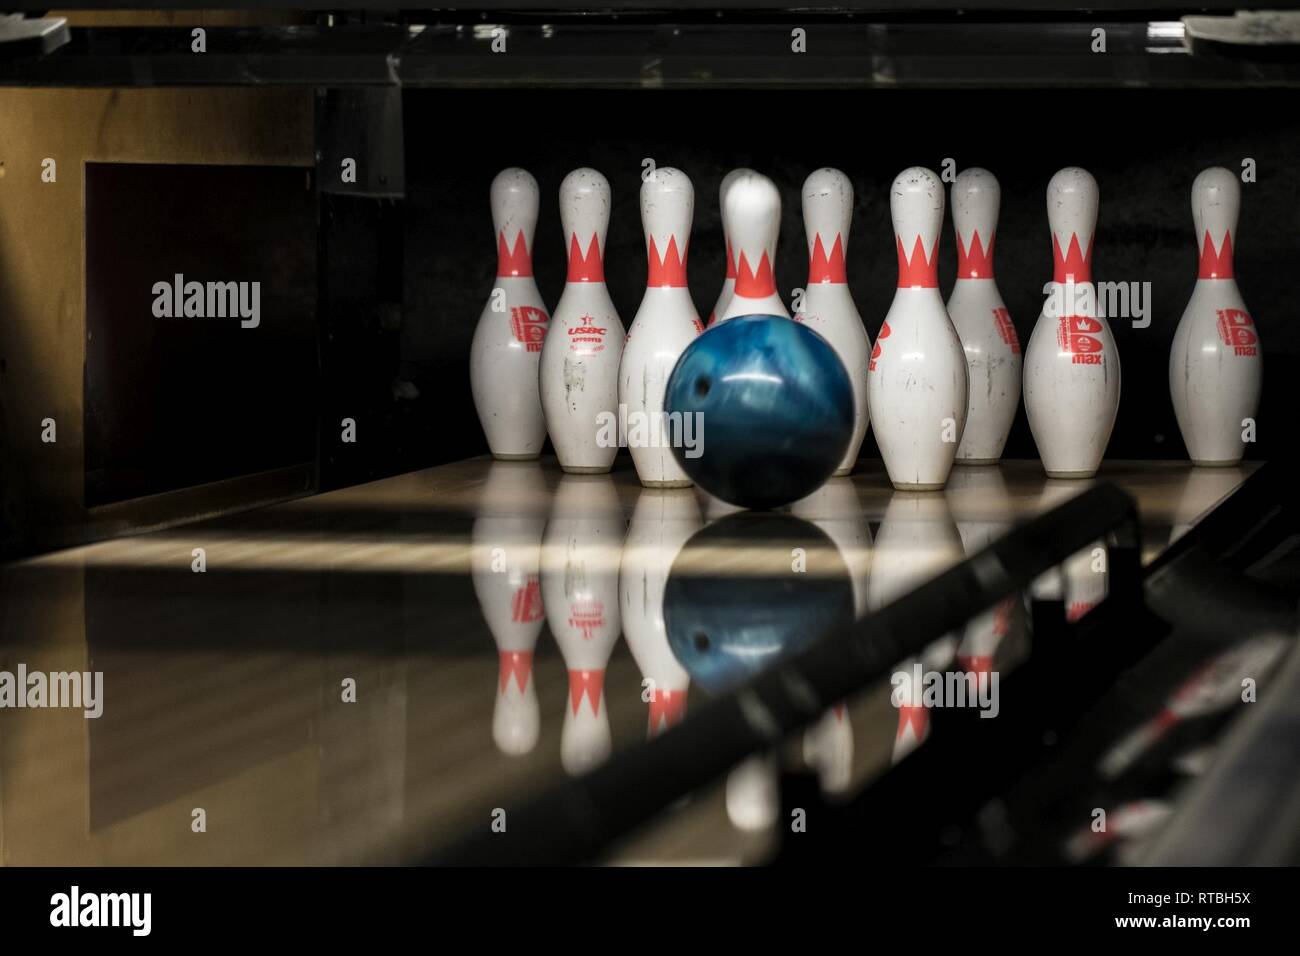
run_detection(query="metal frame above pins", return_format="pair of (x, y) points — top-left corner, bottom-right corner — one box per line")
(540, 167), (626, 474)
(866, 166), (969, 491)
(1023, 166), (1121, 479)
(619, 166), (703, 488)
(1169, 166), (1262, 466)
(797, 167), (871, 478)
(947, 167), (1022, 466)
(471, 168), (550, 460)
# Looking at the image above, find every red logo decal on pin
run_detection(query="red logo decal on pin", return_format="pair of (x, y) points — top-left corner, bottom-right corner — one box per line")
(569, 317), (607, 353)
(1216, 308), (1258, 356)
(992, 307), (1020, 354)
(869, 321), (890, 371)
(511, 305), (549, 350)
(1057, 315), (1104, 365)
(512, 575), (544, 623)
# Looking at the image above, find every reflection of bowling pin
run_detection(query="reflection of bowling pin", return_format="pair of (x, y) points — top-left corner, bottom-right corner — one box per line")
(869, 491), (965, 763)
(802, 703), (855, 797)
(867, 167), (968, 490)
(1023, 167), (1120, 478)
(1032, 479), (1108, 621)
(790, 477), (872, 618)
(620, 167), (702, 488)
(620, 488), (701, 737)
(1170, 167), (1262, 466)
(542, 474), (625, 775)
(948, 168), (1021, 465)
(540, 168), (626, 474)
(726, 754), (779, 832)
(472, 461), (548, 755)
(1066, 799), (1172, 863)
(707, 168), (750, 326)
(867, 491), (965, 612)
(718, 171), (790, 320)
(797, 168), (871, 476)
(949, 467), (1019, 678)
(471, 168), (551, 459)
(1098, 635), (1286, 779)
(791, 477), (866, 796)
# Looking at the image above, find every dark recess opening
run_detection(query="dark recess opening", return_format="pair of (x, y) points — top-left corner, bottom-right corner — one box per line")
(84, 162), (318, 506)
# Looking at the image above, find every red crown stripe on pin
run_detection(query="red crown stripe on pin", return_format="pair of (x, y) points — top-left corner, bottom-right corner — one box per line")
(956, 230), (995, 279)
(496, 231), (533, 278)
(497, 650), (533, 694)
(1198, 231), (1235, 280)
(808, 234), (848, 284)
(734, 249), (777, 297)
(567, 233), (605, 282)
(648, 688), (688, 733)
(647, 235), (689, 287)
(724, 239), (737, 279)
(896, 235), (939, 288)
(897, 705), (929, 742)
(1052, 233), (1093, 283)
(567, 669), (605, 715)
(958, 655), (994, 677)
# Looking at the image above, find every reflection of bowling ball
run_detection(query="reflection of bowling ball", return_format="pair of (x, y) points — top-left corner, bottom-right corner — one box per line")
(665, 315), (853, 510)
(663, 514), (855, 695)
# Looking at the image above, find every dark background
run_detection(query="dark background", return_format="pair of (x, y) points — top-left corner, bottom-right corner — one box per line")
(98, 90), (1298, 500)
(330, 87), (1297, 488)
(338, 85), (1300, 481)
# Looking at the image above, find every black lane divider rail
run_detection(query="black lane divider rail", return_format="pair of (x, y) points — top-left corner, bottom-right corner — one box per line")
(432, 480), (1143, 865)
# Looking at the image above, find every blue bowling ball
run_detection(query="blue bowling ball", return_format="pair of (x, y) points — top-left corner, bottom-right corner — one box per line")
(664, 514), (854, 695)
(665, 315), (853, 509)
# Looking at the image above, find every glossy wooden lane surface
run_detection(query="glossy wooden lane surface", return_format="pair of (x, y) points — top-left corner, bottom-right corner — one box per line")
(0, 457), (1255, 864)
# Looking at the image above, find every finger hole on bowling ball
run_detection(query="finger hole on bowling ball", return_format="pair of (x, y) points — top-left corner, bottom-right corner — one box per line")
(694, 376), (711, 399)
(693, 631), (710, 653)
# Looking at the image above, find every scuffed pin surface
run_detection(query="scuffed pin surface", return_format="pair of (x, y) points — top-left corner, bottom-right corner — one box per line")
(540, 167), (625, 473)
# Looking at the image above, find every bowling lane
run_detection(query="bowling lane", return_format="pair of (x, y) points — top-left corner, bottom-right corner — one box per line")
(0, 457), (1254, 864)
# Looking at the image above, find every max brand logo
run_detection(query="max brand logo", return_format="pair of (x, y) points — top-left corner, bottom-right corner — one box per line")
(152, 273), (260, 328)
(50, 886), (152, 936)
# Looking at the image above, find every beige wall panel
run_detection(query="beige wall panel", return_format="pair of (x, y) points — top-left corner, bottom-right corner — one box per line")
(0, 87), (313, 551)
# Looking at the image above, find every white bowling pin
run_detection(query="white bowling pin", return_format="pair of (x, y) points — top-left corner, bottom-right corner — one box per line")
(1169, 167), (1262, 466)
(948, 168), (1022, 465)
(718, 171), (790, 320)
(1023, 167), (1120, 478)
(867, 491), (965, 616)
(868, 490), (965, 763)
(619, 488), (701, 737)
(726, 754), (779, 832)
(796, 168), (871, 476)
(802, 704), (855, 797)
(620, 167), (703, 488)
(542, 474), (624, 775)
(471, 168), (551, 459)
(707, 168), (750, 326)
(948, 465), (1018, 678)
(540, 168), (627, 474)
(471, 460), (547, 755)
(790, 477), (872, 618)
(1034, 478), (1108, 622)
(867, 167), (969, 490)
